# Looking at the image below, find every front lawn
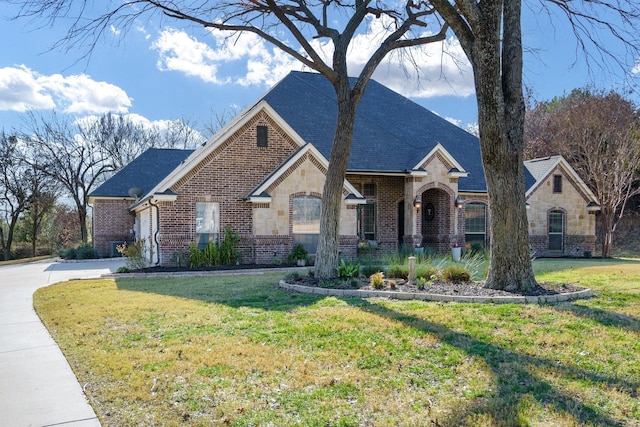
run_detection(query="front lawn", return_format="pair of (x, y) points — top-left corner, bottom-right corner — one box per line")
(34, 259), (640, 426)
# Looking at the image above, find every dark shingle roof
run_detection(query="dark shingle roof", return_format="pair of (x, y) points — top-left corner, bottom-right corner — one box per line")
(90, 148), (194, 198)
(262, 71), (487, 192)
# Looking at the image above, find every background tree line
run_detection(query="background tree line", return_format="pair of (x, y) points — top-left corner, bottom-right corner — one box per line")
(3, 86), (639, 262)
(524, 88), (640, 258)
(0, 112), (206, 261)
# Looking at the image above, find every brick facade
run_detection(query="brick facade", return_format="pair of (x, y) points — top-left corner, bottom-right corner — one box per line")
(92, 198), (135, 257)
(92, 109), (597, 264)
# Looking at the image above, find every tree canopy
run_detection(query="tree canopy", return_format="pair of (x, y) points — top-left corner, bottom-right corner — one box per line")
(9, 0), (640, 289)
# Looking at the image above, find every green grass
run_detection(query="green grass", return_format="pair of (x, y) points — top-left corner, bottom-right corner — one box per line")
(34, 259), (640, 426)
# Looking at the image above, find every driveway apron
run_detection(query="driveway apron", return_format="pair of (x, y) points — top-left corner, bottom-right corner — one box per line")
(0, 259), (124, 427)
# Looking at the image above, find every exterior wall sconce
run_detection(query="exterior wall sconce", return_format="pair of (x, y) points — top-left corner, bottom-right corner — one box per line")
(413, 196), (422, 209)
(454, 196), (464, 209)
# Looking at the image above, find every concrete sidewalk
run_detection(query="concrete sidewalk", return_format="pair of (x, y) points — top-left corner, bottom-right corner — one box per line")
(0, 258), (124, 427)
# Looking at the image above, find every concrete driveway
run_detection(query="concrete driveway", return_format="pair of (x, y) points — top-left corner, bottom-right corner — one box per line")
(0, 258), (124, 427)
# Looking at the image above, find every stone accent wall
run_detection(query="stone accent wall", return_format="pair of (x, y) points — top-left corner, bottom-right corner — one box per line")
(92, 198), (135, 257)
(526, 165), (596, 256)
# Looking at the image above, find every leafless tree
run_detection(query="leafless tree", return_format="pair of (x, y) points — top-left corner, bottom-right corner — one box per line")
(525, 89), (640, 257)
(82, 113), (205, 172)
(11, 0), (640, 289)
(21, 112), (113, 243)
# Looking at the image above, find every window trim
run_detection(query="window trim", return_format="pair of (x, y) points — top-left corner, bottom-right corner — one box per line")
(553, 175), (562, 193)
(257, 125), (268, 148)
(464, 202), (487, 245)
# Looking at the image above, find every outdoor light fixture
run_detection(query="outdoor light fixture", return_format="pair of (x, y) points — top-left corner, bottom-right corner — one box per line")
(454, 196), (464, 209)
(413, 196), (422, 209)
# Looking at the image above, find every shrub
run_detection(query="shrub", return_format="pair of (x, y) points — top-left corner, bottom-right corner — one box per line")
(416, 264), (439, 280)
(75, 243), (97, 260)
(386, 262), (407, 279)
(58, 246), (76, 260)
(370, 271), (385, 289)
(415, 276), (427, 290)
(388, 279), (397, 289)
(287, 243), (309, 264)
(188, 228), (241, 268)
(336, 259), (360, 278)
(443, 265), (472, 282)
(59, 243), (96, 260)
(116, 240), (149, 270)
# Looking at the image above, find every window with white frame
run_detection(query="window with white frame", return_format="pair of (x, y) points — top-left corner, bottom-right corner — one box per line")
(548, 210), (564, 250)
(195, 202), (220, 249)
(464, 203), (487, 245)
(292, 196), (321, 254)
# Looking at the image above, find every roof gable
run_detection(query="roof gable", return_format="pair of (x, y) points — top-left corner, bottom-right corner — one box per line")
(246, 143), (365, 204)
(524, 155), (598, 202)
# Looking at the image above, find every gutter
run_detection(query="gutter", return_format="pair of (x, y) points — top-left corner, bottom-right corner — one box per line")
(148, 198), (161, 266)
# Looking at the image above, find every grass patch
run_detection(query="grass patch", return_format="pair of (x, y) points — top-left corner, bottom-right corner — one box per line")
(34, 259), (640, 426)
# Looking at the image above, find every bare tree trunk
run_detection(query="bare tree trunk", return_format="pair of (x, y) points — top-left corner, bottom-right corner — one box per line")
(473, 0), (537, 291)
(600, 211), (615, 258)
(314, 78), (358, 280)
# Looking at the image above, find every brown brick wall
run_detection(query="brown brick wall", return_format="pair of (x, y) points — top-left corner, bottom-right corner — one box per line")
(93, 198), (135, 257)
(157, 112), (300, 264)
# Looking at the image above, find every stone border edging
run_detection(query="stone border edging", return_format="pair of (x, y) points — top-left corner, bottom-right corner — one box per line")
(278, 280), (594, 304)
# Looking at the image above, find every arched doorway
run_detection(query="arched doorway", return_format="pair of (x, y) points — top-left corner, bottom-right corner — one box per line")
(420, 188), (452, 252)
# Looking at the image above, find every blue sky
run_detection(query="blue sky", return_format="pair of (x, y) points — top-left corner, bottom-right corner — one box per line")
(1, 2), (638, 138)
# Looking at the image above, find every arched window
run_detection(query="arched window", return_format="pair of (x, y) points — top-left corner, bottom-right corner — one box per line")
(292, 196), (321, 254)
(548, 210), (564, 250)
(464, 203), (487, 246)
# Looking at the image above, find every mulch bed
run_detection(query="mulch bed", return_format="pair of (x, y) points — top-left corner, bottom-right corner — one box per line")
(285, 276), (586, 297)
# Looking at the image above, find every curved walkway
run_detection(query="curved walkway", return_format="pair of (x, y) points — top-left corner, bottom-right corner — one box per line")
(278, 280), (594, 303)
(0, 258), (124, 427)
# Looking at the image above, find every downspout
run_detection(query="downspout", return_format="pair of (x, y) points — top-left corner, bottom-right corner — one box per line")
(148, 198), (161, 266)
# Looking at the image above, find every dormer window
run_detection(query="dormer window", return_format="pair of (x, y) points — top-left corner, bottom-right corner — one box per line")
(553, 175), (562, 193)
(257, 125), (268, 147)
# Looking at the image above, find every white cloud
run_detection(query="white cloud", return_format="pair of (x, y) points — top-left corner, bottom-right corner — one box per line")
(346, 16), (475, 98)
(0, 65), (132, 114)
(150, 17), (474, 99)
(151, 28), (301, 86)
(633, 59), (640, 74)
(0, 65), (56, 111)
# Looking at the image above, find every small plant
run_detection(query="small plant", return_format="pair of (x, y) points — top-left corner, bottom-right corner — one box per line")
(370, 271), (385, 289)
(116, 266), (131, 273)
(443, 265), (471, 282)
(415, 276), (427, 290)
(388, 279), (397, 289)
(336, 259), (360, 278)
(287, 243), (309, 265)
(116, 240), (149, 270)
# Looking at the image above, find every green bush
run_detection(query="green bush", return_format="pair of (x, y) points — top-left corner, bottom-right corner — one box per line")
(188, 228), (241, 268)
(59, 243), (96, 260)
(336, 259), (360, 278)
(58, 246), (76, 260)
(443, 265), (472, 282)
(287, 243), (309, 264)
(360, 263), (384, 277)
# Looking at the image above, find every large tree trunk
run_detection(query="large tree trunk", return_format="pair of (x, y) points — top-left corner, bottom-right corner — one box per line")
(474, 0), (537, 291)
(314, 78), (358, 280)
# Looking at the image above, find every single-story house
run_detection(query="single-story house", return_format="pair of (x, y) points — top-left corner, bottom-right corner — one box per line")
(88, 71), (599, 265)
